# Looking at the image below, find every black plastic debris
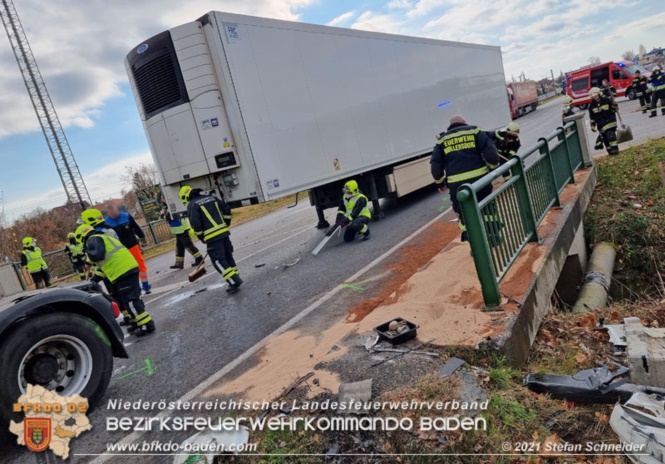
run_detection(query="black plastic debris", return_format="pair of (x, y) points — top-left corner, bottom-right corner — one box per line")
(374, 317), (418, 345)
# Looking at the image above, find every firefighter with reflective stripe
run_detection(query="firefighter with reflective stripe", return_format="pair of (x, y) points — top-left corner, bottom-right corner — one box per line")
(648, 66), (665, 118)
(633, 70), (651, 113)
(104, 203), (152, 294)
(336, 180), (371, 243)
(161, 204), (203, 270)
(20, 237), (52, 289)
(181, 186), (243, 294)
(588, 87), (619, 155)
(76, 224), (156, 336)
(431, 115), (500, 242)
(487, 122), (520, 181)
(562, 96), (575, 123)
(64, 232), (86, 280)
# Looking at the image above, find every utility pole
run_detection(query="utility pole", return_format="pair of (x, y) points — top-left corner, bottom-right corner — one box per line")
(1, 0), (91, 210)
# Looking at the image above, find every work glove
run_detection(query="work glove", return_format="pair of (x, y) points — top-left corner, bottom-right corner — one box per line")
(140, 237), (149, 248)
(591, 125), (597, 132)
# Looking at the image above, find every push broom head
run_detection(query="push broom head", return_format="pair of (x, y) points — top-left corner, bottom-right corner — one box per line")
(188, 255), (208, 282)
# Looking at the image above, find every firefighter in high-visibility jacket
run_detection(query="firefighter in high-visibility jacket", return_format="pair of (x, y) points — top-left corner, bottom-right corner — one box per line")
(20, 237), (52, 289)
(588, 87), (619, 155)
(336, 180), (372, 243)
(487, 122), (520, 181)
(649, 66), (665, 118)
(180, 186), (243, 294)
(633, 70), (651, 113)
(64, 232), (87, 280)
(431, 115), (500, 242)
(75, 224), (156, 335)
(562, 96), (575, 123)
(161, 205), (203, 269)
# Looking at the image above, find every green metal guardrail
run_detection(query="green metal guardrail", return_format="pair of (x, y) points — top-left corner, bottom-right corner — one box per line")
(11, 219), (174, 290)
(457, 121), (586, 309)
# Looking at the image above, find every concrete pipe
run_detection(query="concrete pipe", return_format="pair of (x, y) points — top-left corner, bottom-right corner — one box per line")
(572, 242), (616, 314)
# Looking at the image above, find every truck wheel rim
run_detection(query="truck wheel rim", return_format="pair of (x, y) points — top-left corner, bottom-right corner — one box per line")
(18, 335), (93, 397)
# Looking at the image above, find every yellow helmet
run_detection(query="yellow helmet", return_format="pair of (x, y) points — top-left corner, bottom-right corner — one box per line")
(563, 96), (573, 105)
(179, 185), (192, 204)
(589, 87), (602, 97)
(67, 232), (76, 240)
(343, 180), (359, 195)
(22, 237), (34, 247)
(75, 224), (95, 244)
(506, 122), (520, 135)
(81, 208), (104, 227)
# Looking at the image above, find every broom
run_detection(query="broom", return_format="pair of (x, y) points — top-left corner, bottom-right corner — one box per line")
(188, 254), (208, 282)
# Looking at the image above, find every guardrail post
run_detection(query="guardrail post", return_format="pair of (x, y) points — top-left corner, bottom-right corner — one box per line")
(557, 126), (576, 184)
(539, 137), (561, 207)
(147, 222), (159, 245)
(511, 158), (540, 243)
(457, 185), (501, 309)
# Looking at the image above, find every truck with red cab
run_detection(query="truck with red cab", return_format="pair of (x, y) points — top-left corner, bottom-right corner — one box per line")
(565, 61), (648, 109)
(507, 81), (538, 119)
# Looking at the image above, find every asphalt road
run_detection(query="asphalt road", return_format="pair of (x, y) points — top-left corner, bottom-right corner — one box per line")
(3, 96), (664, 463)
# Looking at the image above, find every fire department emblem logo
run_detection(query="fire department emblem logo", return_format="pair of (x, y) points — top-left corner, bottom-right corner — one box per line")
(25, 418), (51, 452)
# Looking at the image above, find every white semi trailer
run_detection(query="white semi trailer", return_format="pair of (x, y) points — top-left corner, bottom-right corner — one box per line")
(125, 12), (510, 228)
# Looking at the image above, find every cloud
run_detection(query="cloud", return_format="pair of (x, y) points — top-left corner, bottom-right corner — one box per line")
(328, 10), (356, 26)
(0, 0), (313, 139)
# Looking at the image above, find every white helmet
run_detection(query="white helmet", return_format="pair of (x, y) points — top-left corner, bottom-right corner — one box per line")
(505, 122), (520, 135)
(589, 87), (602, 97)
(563, 96), (573, 105)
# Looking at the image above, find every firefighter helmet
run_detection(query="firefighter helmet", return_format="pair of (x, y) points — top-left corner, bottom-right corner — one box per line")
(506, 122), (520, 134)
(67, 232), (76, 240)
(343, 180), (359, 195)
(75, 224), (94, 244)
(589, 87), (602, 97)
(563, 96), (573, 105)
(81, 208), (105, 227)
(22, 237), (34, 247)
(653, 66), (662, 73)
(179, 185), (193, 204)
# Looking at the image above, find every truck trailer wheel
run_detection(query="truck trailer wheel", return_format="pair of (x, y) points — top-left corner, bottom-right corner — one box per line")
(578, 104), (588, 110)
(0, 313), (113, 423)
(627, 89), (636, 100)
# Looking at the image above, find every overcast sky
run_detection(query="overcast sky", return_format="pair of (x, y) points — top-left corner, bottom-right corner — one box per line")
(0, 0), (663, 221)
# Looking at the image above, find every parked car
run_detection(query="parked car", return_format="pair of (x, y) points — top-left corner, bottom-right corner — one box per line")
(565, 61), (649, 109)
(0, 282), (127, 423)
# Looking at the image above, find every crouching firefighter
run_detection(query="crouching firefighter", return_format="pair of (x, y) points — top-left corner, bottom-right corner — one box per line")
(180, 186), (243, 294)
(336, 180), (371, 242)
(75, 224), (156, 336)
(64, 232), (87, 280)
(431, 115), (501, 243)
(487, 122), (520, 181)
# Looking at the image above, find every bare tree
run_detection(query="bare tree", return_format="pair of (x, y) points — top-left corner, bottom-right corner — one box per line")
(588, 56), (601, 65)
(622, 50), (636, 61)
(121, 163), (160, 193)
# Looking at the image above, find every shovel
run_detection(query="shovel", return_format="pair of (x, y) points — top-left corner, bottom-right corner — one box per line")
(616, 111), (633, 144)
(188, 254), (208, 282)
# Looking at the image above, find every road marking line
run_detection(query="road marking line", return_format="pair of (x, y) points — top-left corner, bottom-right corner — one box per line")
(91, 206), (452, 463)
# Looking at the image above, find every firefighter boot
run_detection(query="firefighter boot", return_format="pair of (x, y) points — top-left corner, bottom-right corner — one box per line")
(170, 261), (184, 270)
(134, 312), (156, 336)
(226, 275), (243, 294)
(142, 281), (152, 294)
(191, 255), (204, 267)
(362, 229), (371, 241)
(650, 111), (658, 118)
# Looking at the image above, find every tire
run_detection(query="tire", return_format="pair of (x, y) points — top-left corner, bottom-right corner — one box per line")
(517, 107), (523, 117)
(531, 102), (538, 111)
(578, 103), (588, 110)
(0, 312), (113, 424)
(627, 89), (636, 100)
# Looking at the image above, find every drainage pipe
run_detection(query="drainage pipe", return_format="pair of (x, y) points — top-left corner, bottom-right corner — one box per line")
(572, 242), (616, 314)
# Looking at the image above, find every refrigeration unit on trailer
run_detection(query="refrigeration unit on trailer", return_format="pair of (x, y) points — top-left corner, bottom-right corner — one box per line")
(125, 12), (511, 228)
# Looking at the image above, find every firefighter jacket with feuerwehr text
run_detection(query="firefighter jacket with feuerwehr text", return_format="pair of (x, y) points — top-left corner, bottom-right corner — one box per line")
(588, 96), (618, 133)
(430, 122), (499, 186)
(187, 189), (233, 243)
